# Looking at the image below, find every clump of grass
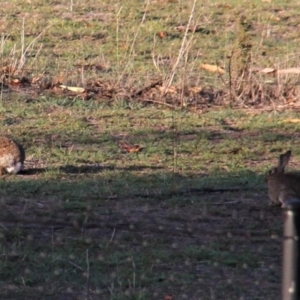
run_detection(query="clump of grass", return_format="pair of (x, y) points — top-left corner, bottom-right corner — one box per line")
(0, 1), (299, 108)
(0, 18), (47, 80)
(225, 12), (300, 107)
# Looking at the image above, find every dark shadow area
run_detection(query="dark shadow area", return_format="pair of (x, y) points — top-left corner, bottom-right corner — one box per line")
(0, 171), (278, 294)
(59, 164), (112, 174)
(20, 168), (47, 175)
(0, 162), (281, 300)
(0, 169), (266, 212)
(0, 115), (291, 300)
(59, 164), (164, 174)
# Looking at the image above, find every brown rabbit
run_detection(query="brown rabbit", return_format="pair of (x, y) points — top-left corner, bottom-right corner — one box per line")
(266, 150), (300, 205)
(0, 136), (25, 175)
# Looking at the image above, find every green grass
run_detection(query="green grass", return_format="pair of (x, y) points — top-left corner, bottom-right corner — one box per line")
(1, 0), (300, 98)
(0, 95), (295, 299)
(0, 0), (300, 299)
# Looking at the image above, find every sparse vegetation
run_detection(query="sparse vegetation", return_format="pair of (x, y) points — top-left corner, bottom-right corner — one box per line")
(0, 0), (299, 299)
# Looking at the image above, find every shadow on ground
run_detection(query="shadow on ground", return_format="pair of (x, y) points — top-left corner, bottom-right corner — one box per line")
(0, 169), (281, 300)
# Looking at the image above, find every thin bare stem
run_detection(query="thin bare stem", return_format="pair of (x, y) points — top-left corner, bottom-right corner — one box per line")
(116, 6), (123, 77)
(20, 18), (25, 68)
(117, 0), (150, 85)
(163, 0), (197, 94)
(18, 22), (51, 71)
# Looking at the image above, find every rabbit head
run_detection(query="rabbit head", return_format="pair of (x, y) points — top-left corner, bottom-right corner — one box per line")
(266, 150), (300, 205)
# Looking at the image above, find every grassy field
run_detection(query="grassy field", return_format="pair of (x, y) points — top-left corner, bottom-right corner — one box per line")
(0, 0), (300, 299)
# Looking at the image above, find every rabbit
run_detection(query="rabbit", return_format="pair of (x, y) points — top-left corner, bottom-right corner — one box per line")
(266, 150), (300, 206)
(0, 136), (25, 175)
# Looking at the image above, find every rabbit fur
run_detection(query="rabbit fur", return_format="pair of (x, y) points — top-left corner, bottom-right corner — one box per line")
(0, 136), (25, 175)
(266, 150), (300, 205)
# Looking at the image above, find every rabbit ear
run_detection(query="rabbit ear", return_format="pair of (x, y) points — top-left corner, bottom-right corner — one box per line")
(278, 150), (292, 172)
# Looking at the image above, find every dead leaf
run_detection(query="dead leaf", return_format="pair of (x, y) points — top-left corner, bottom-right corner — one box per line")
(119, 142), (144, 153)
(188, 86), (202, 94)
(282, 119), (300, 124)
(277, 68), (300, 74)
(200, 63), (225, 74)
(261, 67), (300, 75)
(9, 78), (22, 86)
(260, 68), (276, 74)
(157, 31), (166, 39)
(158, 85), (177, 94)
(52, 75), (65, 85)
(59, 85), (85, 93)
(31, 74), (44, 84)
(1, 65), (16, 75)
